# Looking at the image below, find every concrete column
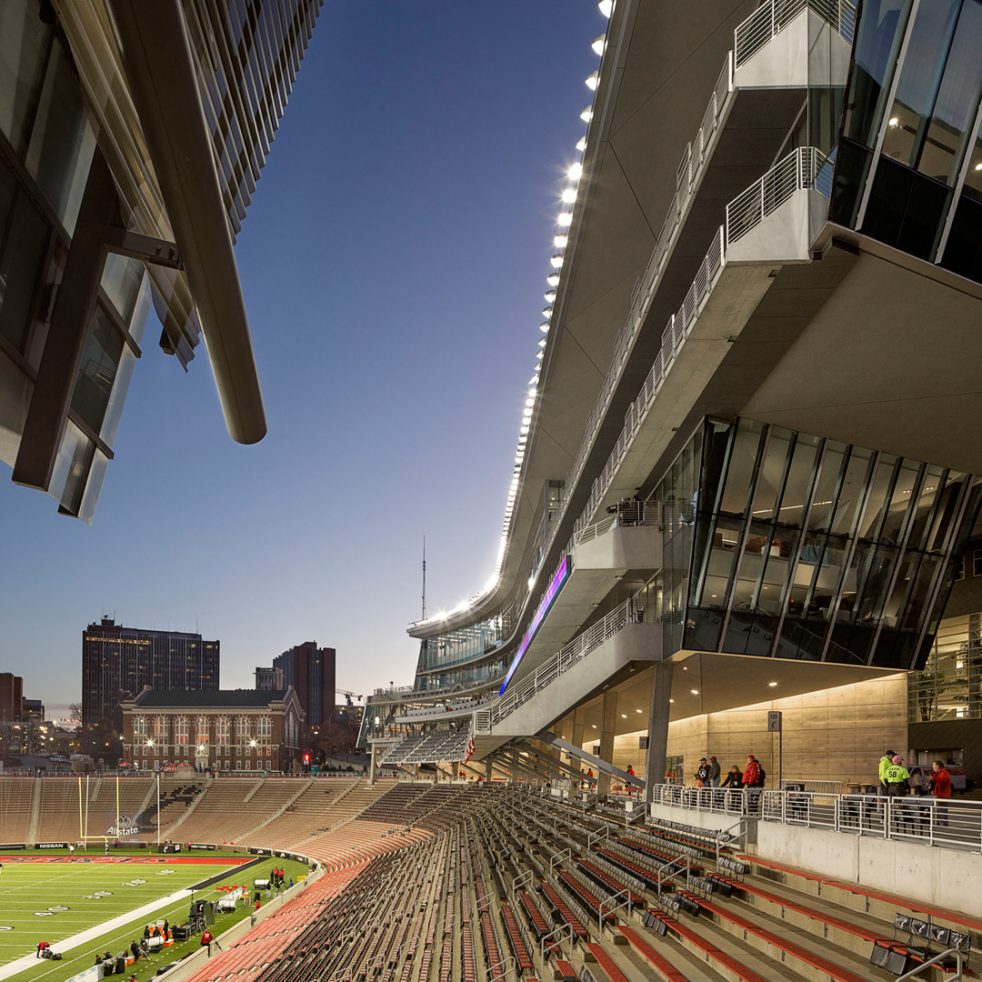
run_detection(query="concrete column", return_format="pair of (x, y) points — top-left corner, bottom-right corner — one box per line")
(644, 660), (674, 804)
(597, 691), (618, 797)
(369, 744), (377, 785)
(485, 759), (492, 783)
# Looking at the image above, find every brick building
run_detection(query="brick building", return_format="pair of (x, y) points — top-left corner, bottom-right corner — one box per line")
(120, 687), (303, 773)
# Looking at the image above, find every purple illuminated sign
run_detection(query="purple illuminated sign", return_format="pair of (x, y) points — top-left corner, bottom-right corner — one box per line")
(499, 554), (572, 695)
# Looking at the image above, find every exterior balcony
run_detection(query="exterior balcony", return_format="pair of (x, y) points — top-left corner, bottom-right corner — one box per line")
(578, 146), (854, 524)
(472, 595), (662, 757)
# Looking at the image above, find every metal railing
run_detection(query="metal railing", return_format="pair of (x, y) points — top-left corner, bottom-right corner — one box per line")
(650, 784), (982, 853)
(571, 502), (652, 548)
(487, 591), (650, 729)
(726, 146), (828, 245)
(734, 0), (856, 68)
(897, 948), (966, 981)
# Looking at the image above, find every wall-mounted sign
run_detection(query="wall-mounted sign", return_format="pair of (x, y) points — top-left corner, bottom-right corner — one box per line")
(499, 555), (572, 695)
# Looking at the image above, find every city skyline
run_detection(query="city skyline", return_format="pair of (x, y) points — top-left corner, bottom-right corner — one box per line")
(0, 3), (602, 709)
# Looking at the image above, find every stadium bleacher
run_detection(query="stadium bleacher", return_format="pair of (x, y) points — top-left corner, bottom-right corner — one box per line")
(2, 774), (976, 980)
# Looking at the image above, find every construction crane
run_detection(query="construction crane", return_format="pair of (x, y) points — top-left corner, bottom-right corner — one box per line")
(336, 688), (362, 707)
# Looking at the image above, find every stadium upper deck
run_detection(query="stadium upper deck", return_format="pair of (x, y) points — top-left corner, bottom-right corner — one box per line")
(363, 0), (982, 793)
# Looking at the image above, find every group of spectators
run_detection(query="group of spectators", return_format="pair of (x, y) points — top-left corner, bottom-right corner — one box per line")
(692, 754), (766, 789)
(878, 751), (952, 799)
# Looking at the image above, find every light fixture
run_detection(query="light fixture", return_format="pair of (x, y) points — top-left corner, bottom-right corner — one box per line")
(768, 681), (778, 688)
(576, 136), (587, 152)
(669, 698), (675, 704)
(585, 72), (600, 92)
(690, 689), (699, 695)
(553, 234), (568, 248)
(591, 35), (605, 56)
(544, 291), (556, 303)
(542, 307), (553, 319)
(550, 254), (564, 269)
(546, 272), (561, 286)
(591, 724), (598, 729)
(536, 350), (544, 360)
(567, 161), (583, 182)
(975, 162), (982, 171)
(537, 338), (546, 348)
(561, 187), (577, 204)
(888, 116), (899, 127)
(580, 107), (594, 123)
(635, 708), (643, 714)
(598, 0), (614, 17)
(620, 713), (627, 719)
(557, 212), (573, 227)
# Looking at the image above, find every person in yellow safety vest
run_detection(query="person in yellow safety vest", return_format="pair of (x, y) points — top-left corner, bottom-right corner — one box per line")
(884, 754), (910, 796)
(878, 749), (896, 796)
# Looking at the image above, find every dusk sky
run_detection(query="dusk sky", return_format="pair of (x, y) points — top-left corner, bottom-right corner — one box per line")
(0, 2), (603, 714)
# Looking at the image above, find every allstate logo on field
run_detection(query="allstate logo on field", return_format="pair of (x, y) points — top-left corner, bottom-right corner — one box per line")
(105, 817), (139, 837)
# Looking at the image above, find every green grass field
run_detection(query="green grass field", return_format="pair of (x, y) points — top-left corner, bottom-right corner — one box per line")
(0, 851), (309, 982)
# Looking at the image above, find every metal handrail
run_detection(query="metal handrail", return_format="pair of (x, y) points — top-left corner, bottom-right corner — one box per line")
(734, 0), (856, 68)
(896, 948), (966, 980)
(489, 590), (651, 728)
(598, 887), (632, 930)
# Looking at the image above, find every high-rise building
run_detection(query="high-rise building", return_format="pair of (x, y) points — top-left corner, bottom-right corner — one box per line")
(255, 666), (285, 691)
(0, 673), (23, 722)
(273, 642), (335, 729)
(82, 616), (219, 730)
(362, 1), (982, 789)
(0, 0), (323, 519)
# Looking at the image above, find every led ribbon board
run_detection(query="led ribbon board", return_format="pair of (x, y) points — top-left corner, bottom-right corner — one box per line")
(500, 554), (572, 695)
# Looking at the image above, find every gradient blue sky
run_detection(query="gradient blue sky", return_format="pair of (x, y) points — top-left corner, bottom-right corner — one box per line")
(0, 1), (603, 714)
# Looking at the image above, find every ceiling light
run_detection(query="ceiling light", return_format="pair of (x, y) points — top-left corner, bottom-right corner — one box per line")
(975, 162), (982, 171)
(537, 338), (546, 348)
(553, 234), (568, 248)
(690, 689), (699, 695)
(620, 713), (627, 719)
(557, 212), (573, 227)
(599, 0), (614, 17)
(576, 137), (587, 152)
(635, 708), (642, 714)
(550, 254), (564, 269)
(591, 35), (605, 56)
(591, 724), (598, 729)
(546, 272), (561, 286)
(580, 107), (593, 124)
(669, 698), (675, 704)
(544, 291), (556, 303)
(567, 162), (583, 182)
(525, 396), (535, 407)
(585, 72), (600, 92)
(561, 187), (577, 204)
(542, 307), (553, 319)
(539, 323), (550, 333)
(768, 681), (778, 688)
(888, 116), (899, 127)
(536, 350), (544, 360)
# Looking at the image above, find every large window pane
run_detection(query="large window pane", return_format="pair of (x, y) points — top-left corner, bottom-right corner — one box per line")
(719, 419), (762, 515)
(751, 427), (793, 521)
(843, 0), (912, 148)
(808, 441), (847, 531)
(25, 43), (97, 236)
(70, 306), (124, 435)
(881, 0), (960, 168)
(919, 0), (982, 183)
(0, 167), (48, 353)
(0, 0), (48, 153)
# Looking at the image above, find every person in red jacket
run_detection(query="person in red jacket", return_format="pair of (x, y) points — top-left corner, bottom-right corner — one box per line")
(931, 760), (952, 798)
(743, 755), (763, 787)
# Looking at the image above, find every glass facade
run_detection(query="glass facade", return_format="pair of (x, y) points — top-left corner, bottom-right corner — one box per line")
(650, 418), (979, 670)
(831, 0), (982, 277)
(909, 612), (982, 721)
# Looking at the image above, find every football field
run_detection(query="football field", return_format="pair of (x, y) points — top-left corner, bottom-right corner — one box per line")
(0, 851), (306, 982)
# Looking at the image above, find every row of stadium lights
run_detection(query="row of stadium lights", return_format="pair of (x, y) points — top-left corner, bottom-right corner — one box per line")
(425, 0), (614, 625)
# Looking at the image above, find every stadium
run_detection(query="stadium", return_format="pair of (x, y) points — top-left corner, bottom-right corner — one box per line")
(3, 0), (982, 979)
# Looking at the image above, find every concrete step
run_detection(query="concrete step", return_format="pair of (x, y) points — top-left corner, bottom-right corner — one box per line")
(616, 926), (729, 981)
(661, 910), (799, 982)
(690, 890), (876, 982)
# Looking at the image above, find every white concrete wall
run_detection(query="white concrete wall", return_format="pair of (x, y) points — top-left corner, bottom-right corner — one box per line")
(649, 802), (749, 837)
(756, 820), (982, 914)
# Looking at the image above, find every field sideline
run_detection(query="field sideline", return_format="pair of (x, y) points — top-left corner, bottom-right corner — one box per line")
(0, 851), (309, 982)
